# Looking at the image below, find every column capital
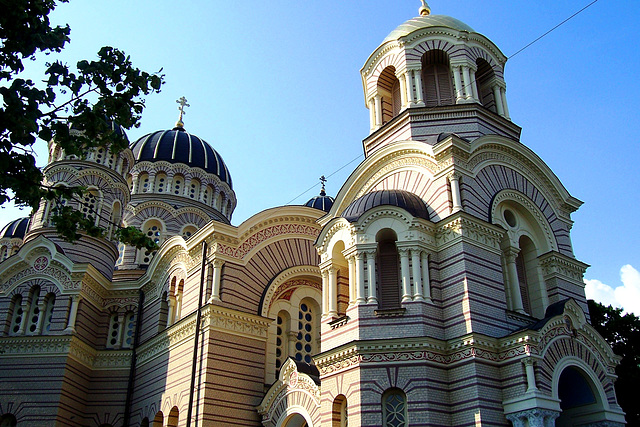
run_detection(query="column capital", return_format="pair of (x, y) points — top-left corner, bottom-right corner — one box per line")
(447, 171), (462, 181)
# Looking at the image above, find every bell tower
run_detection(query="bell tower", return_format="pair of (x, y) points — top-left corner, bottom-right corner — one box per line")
(360, 2), (521, 156)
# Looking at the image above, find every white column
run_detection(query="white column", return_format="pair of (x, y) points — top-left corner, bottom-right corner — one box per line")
(469, 68), (480, 101)
(356, 253), (366, 304)
(462, 65), (473, 100)
(115, 313), (125, 349)
(523, 359), (538, 392)
(398, 72), (408, 108)
(504, 248), (525, 314)
(452, 65), (464, 103)
(321, 269), (329, 317)
(167, 294), (176, 326)
(411, 249), (423, 301)
(421, 252), (431, 300)
(348, 255), (356, 306)
(210, 259), (224, 302)
(369, 98), (376, 131)
(413, 70), (424, 105)
(366, 252), (377, 303)
(64, 295), (81, 333)
(449, 172), (463, 213)
(406, 72), (416, 104)
(374, 95), (383, 128)
(147, 172), (156, 192)
(493, 84), (505, 116)
(328, 266), (338, 317)
(399, 249), (412, 302)
(501, 86), (510, 119)
(35, 301), (47, 334)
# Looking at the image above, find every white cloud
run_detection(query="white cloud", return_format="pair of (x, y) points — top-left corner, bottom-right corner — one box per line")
(584, 264), (640, 315)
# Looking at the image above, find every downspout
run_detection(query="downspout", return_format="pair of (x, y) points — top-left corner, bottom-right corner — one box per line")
(186, 241), (207, 427)
(123, 289), (145, 426)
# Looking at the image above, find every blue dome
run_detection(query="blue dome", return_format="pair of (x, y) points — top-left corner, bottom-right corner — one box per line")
(1, 217), (30, 239)
(341, 190), (429, 222)
(131, 127), (232, 187)
(305, 189), (334, 212)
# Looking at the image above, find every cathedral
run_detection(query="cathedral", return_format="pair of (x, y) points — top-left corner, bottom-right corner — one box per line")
(0, 3), (627, 427)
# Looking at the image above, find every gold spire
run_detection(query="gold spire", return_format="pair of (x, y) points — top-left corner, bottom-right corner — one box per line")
(419, 0), (431, 16)
(175, 96), (190, 128)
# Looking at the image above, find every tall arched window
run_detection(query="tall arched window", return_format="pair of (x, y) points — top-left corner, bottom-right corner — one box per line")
(175, 279), (184, 321)
(0, 246), (7, 260)
(122, 311), (136, 349)
(333, 395), (348, 427)
(167, 406), (179, 427)
(422, 49), (454, 107)
(25, 286), (41, 335)
(295, 300), (317, 364)
(152, 411), (163, 427)
(81, 188), (101, 225)
(0, 414), (17, 427)
(189, 178), (201, 199)
(516, 235), (544, 317)
(138, 172), (150, 193)
(203, 185), (214, 206)
(275, 310), (290, 376)
(107, 312), (122, 349)
(377, 229), (400, 310)
(155, 172), (168, 193)
(475, 58), (496, 112)
(378, 66), (401, 124)
(382, 388), (407, 427)
(108, 200), (122, 240)
(8, 295), (23, 336)
(159, 291), (169, 332)
(42, 293), (56, 334)
(139, 219), (163, 265)
(172, 174), (185, 196)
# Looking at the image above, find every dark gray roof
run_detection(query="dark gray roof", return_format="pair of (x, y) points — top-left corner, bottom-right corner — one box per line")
(305, 189), (334, 212)
(341, 190), (429, 222)
(1, 217), (30, 239)
(131, 127), (232, 187)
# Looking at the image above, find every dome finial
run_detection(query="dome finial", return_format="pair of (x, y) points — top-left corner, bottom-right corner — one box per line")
(319, 175), (327, 196)
(419, 0), (431, 16)
(175, 96), (190, 129)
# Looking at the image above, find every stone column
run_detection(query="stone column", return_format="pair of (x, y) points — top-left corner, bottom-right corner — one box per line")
(147, 172), (156, 193)
(398, 71), (408, 108)
(115, 313), (125, 349)
(366, 251), (377, 303)
(64, 295), (81, 333)
(399, 249), (412, 302)
(448, 172), (463, 213)
(347, 255), (356, 306)
(321, 268), (329, 317)
(493, 84), (505, 116)
(210, 259), (224, 302)
(406, 71), (416, 105)
(413, 70), (425, 106)
(130, 173), (140, 195)
(523, 358), (538, 392)
(462, 65), (473, 100)
(374, 95), (383, 128)
(369, 99), (376, 131)
(328, 266), (338, 317)
(356, 253), (366, 304)
(452, 65), (464, 103)
(501, 86), (510, 119)
(411, 249), (424, 301)
(167, 294), (176, 326)
(469, 68), (480, 101)
(35, 300), (47, 334)
(421, 252), (431, 301)
(504, 247), (525, 314)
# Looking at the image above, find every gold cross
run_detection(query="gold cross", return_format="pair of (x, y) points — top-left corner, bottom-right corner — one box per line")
(176, 96), (190, 124)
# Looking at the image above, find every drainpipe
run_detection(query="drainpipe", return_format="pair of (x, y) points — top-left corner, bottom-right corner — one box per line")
(123, 289), (145, 426)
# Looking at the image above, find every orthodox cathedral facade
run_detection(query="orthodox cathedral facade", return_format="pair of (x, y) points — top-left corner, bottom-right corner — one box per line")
(0, 4), (627, 427)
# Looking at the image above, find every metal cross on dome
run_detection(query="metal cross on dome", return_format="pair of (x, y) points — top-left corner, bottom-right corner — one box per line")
(176, 96), (190, 126)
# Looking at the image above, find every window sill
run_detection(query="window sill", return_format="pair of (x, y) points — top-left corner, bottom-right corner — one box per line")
(374, 308), (406, 317)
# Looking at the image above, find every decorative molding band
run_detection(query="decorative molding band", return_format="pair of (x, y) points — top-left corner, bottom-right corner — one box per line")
(538, 251), (589, 284)
(434, 213), (504, 252)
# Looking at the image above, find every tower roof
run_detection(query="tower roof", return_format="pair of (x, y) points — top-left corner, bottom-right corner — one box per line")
(383, 14), (475, 43)
(0, 217), (30, 239)
(341, 190), (429, 222)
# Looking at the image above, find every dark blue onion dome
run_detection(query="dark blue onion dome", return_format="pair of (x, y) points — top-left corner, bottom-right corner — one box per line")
(305, 188), (335, 212)
(0, 217), (30, 239)
(341, 190), (429, 222)
(130, 127), (232, 188)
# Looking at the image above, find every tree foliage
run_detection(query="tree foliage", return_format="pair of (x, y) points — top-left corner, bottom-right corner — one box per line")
(0, 0), (163, 248)
(588, 299), (640, 425)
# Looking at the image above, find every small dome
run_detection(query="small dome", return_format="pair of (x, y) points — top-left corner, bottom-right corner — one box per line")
(69, 119), (130, 143)
(0, 217), (30, 239)
(131, 127), (232, 187)
(341, 190), (429, 222)
(305, 189), (335, 212)
(383, 15), (475, 43)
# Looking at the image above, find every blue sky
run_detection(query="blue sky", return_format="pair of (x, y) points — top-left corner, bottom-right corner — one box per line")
(2, 1), (639, 313)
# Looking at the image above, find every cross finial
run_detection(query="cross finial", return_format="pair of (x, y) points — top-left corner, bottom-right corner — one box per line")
(419, 0), (431, 16)
(175, 96), (190, 128)
(319, 175), (327, 196)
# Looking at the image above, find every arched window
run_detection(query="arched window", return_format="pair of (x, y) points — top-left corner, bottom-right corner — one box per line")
(122, 311), (136, 349)
(138, 172), (150, 193)
(421, 49), (454, 107)
(203, 185), (214, 206)
(378, 66), (401, 124)
(42, 293), (56, 334)
(333, 394), (348, 427)
(167, 406), (179, 427)
(108, 200), (122, 240)
(217, 191), (225, 212)
(294, 299), (317, 364)
(8, 295), (23, 336)
(515, 235), (545, 317)
(107, 312), (122, 349)
(377, 229), (400, 310)
(140, 417), (150, 427)
(382, 388), (407, 427)
(0, 414), (17, 427)
(182, 225), (197, 239)
(275, 310), (290, 376)
(556, 366), (605, 427)
(152, 411), (163, 427)
(175, 279), (184, 321)
(0, 246), (7, 261)
(172, 174), (185, 196)
(159, 291), (169, 332)
(139, 219), (163, 265)
(155, 172), (168, 193)
(25, 286), (41, 335)
(189, 178), (201, 199)
(475, 58), (497, 112)
(81, 188), (101, 225)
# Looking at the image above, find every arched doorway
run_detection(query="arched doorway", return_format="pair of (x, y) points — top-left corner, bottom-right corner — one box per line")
(282, 413), (308, 427)
(556, 365), (606, 426)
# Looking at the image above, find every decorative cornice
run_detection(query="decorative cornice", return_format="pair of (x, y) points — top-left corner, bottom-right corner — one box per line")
(434, 213), (505, 252)
(538, 251), (589, 284)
